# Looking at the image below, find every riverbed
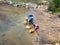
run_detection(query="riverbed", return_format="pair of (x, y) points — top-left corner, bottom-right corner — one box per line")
(0, 5), (35, 45)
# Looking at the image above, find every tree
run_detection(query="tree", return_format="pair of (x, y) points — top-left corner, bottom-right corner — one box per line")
(53, 0), (60, 8)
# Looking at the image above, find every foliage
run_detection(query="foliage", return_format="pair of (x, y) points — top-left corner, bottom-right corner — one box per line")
(48, 0), (60, 13)
(48, 1), (56, 13)
(55, 8), (60, 13)
(53, 0), (60, 8)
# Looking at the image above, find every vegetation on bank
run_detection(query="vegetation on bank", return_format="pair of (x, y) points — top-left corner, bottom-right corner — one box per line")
(6, 0), (60, 13)
(48, 0), (60, 13)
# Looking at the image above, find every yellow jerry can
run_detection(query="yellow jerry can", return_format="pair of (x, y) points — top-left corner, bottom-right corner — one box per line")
(29, 29), (35, 33)
(23, 20), (28, 25)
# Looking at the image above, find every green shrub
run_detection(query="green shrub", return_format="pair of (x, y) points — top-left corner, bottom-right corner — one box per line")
(55, 8), (60, 12)
(48, 0), (60, 13)
(48, 1), (56, 13)
(53, 0), (60, 8)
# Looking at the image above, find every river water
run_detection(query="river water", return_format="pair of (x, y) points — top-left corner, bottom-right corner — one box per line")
(0, 5), (35, 45)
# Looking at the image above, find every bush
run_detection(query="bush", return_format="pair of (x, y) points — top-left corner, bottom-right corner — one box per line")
(48, 1), (56, 13)
(55, 8), (60, 12)
(53, 0), (60, 8)
(48, 0), (60, 13)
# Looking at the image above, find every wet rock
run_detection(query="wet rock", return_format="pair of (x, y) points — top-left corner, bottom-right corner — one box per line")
(1, 34), (6, 37)
(57, 15), (60, 18)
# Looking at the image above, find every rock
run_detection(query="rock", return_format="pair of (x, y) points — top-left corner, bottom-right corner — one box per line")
(55, 43), (60, 45)
(44, 44), (53, 45)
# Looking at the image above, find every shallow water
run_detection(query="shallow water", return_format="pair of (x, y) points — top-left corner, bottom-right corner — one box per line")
(0, 6), (34, 45)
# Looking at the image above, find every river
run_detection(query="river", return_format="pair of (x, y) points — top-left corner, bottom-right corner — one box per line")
(0, 5), (35, 45)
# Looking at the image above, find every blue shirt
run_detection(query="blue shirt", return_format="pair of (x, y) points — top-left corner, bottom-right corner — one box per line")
(28, 17), (34, 22)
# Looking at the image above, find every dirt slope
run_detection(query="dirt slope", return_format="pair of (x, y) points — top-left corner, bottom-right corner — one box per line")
(29, 7), (60, 45)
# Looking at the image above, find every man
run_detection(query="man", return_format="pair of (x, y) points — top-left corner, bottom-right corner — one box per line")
(28, 17), (34, 24)
(27, 13), (34, 24)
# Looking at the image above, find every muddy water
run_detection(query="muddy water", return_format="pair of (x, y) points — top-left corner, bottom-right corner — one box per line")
(0, 6), (34, 45)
